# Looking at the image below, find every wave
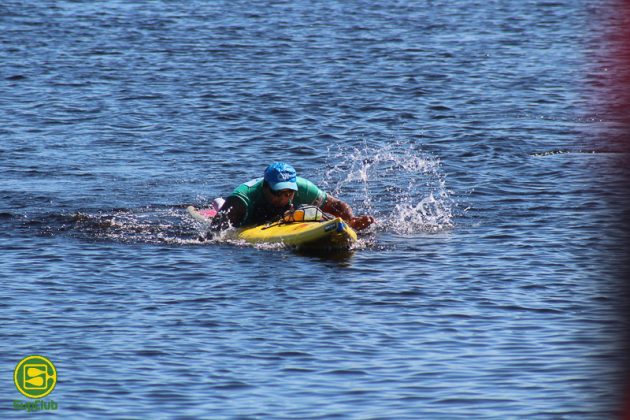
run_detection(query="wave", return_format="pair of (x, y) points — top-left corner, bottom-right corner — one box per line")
(8, 140), (455, 248)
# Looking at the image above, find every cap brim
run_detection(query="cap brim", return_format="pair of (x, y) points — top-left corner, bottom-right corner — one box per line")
(270, 181), (298, 191)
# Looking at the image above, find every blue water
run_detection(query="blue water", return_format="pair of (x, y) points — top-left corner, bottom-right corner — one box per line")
(1, 0), (628, 418)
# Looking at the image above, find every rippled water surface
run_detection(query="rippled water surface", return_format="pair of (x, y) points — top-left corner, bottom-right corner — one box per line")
(1, 0), (628, 418)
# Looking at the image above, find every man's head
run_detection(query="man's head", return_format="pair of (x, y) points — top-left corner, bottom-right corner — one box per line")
(264, 162), (298, 191)
(263, 162), (297, 208)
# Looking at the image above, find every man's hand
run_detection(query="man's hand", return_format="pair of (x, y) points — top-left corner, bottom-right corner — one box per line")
(209, 196), (246, 231)
(348, 215), (375, 231)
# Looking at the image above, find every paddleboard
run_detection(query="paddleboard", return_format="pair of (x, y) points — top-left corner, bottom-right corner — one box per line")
(187, 206), (357, 251)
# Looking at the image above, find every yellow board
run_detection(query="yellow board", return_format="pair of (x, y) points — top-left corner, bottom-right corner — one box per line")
(187, 206), (357, 251)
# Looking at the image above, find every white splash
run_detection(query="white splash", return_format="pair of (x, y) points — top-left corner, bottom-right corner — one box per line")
(321, 140), (454, 234)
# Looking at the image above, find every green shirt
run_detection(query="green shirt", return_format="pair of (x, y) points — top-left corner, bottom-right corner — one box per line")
(230, 176), (327, 226)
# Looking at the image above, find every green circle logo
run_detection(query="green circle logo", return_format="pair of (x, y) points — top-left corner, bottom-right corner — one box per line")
(14, 355), (57, 399)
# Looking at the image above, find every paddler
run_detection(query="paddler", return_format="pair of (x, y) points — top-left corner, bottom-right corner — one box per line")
(210, 162), (375, 231)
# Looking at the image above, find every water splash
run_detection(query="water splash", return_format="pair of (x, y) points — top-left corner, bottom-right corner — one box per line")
(47, 206), (288, 250)
(321, 140), (454, 234)
(44, 207), (204, 245)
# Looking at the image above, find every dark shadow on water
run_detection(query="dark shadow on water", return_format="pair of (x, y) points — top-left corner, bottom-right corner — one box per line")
(293, 247), (355, 264)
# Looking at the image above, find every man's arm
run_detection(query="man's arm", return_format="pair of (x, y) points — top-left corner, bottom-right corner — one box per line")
(210, 196), (246, 230)
(320, 194), (375, 231)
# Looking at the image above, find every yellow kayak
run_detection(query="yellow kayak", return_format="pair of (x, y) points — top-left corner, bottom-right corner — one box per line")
(187, 206), (357, 251)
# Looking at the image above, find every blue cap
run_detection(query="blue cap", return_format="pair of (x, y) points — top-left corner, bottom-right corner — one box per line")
(264, 162), (298, 191)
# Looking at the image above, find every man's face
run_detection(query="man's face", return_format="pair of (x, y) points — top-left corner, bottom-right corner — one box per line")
(264, 187), (295, 208)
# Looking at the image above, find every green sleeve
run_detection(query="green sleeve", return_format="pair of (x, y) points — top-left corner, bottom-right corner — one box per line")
(230, 177), (264, 224)
(295, 177), (327, 207)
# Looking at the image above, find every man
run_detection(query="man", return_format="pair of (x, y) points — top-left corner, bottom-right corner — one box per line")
(211, 162), (375, 231)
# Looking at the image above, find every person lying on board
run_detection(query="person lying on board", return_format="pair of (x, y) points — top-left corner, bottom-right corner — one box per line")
(210, 162), (375, 231)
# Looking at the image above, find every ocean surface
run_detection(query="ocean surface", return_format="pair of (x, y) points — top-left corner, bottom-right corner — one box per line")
(1, 0), (628, 418)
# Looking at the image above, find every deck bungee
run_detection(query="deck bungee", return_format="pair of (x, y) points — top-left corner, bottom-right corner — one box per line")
(187, 206), (357, 251)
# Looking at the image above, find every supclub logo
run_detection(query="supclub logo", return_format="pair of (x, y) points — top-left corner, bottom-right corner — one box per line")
(14, 355), (57, 399)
